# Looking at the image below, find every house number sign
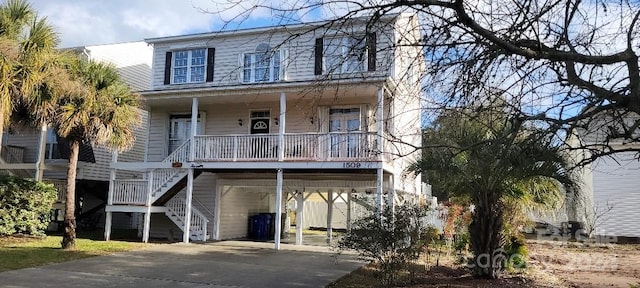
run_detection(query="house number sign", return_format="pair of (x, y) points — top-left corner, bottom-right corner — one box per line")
(343, 162), (361, 168)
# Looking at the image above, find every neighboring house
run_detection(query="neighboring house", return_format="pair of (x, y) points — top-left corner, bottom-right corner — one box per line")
(0, 41), (152, 231)
(569, 113), (640, 241)
(106, 13), (426, 247)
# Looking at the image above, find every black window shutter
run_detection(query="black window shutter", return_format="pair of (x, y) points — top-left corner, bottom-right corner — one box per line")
(164, 52), (172, 85)
(314, 38), (323, 75)
(206, 48), (215, 82)
(367, 33), (376, 71)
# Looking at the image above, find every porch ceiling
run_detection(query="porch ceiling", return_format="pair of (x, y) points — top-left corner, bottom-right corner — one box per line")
(142, 79), (386, 108)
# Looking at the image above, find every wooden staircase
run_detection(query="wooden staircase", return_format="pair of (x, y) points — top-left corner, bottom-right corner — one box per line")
(110, 138), (210, 241)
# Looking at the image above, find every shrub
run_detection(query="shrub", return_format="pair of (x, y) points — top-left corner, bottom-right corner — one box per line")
(0, 175), (57, 236)
(337, 203), (433, 287)
(504, 235), (528, 271)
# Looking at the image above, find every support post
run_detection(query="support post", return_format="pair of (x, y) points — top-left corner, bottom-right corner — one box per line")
(346, 189), (352, 231)
(104, 212), (112, 241)
(183, 169), (194, 243)
(296, 190), (304, 245)
(105, 151), (118, 241)
(189, 97), (198, 162)
(278, 92), (286, 161)
(387, 174), (395, 213)
(142, 170), (153, 243)
(376, 168), (384, 217)
(326, 189), (333, 244)
(35, 125), (47, 181)
(214, 184), (222, 240)
(377, 87), (384, 160)
(274, 169), (284, 250)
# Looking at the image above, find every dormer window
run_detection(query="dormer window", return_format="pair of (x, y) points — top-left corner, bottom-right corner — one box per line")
(164, 48), (215, 85)
(241, 43), (287, 83)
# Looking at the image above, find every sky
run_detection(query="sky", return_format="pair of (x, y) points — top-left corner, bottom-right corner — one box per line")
(31, 0), (289, 48)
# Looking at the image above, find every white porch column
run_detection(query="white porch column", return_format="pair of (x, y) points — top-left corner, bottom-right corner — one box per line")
(376, 87), (384, 160)
(105, 151), (118, 241)
(274, 169), (284, 250)
(104, 212), (112, 241)
(189, 97), (199, 162)
(183, 168), (194, 243)
(35, 125), (47, 181)
(278, 92), (286, 161)
(142, 170), (153, 243)
(214, 184), (222, 240)
(295, 190), (304, 245)
(346, 189), (352, 231)
(376, 168), (384, 217)
(326, 189), (334, 244)
(387, 174), (395, 213)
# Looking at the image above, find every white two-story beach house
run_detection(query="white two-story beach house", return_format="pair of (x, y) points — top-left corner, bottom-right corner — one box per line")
(106, 14), (426, 248)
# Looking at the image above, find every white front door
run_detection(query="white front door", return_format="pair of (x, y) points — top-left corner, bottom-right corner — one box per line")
(168, 115), (202, 155)
(329, 108), (360, 158)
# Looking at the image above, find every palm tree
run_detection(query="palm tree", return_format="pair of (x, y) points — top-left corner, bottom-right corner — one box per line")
(55, 59), (140, 249)
(411, 106), (574, 279)
(0, 0), (34, 153)
(0, 0), (65, 156)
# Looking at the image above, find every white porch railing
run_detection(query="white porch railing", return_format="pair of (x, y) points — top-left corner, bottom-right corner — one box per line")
(112, 179), (148, 205)
(165, 196), (208, 241)
(193, 132), (378, 162)
(111, 140), (191, 206)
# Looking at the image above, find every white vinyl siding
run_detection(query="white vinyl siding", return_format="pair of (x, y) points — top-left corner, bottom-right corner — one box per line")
(85, 41), (152, 92)
(149, 16), (402, 89)
(219, 187), (270, 239)
(591, 152), (640, 238)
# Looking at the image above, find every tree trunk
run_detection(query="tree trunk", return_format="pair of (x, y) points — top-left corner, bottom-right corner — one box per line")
(0, 113), (4, 157)
(469, 192), (505, 279)
(61, 139), (79, 250)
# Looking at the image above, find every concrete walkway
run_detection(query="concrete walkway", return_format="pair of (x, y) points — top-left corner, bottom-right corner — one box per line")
(0, 241), (363, 288)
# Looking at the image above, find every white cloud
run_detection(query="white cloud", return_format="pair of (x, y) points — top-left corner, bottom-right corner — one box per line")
(31, 0), (232, 47)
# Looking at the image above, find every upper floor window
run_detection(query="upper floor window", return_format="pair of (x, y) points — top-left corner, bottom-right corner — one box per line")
(173, 49), (205, 84)
(324, 37), (367, 73)
(164, 48), (215, 85)
(315, 33), (376, 75)
(243, 52), (280, 83)
(241, 43), (286, 83)
(45, 129), (61, 160)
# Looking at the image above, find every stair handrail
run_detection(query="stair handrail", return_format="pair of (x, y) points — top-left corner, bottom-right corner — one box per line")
(193, 196), (215, 219)
(150, 139), (191, 195)
(165, 196), (208, 240)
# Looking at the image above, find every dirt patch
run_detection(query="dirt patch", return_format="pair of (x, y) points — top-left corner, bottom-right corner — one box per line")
(529, 241), (640, 288)
(330, 240), (640, 288)
(0, 235), (44, 246)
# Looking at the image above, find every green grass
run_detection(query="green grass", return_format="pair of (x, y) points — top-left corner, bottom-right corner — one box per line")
(0, 235), (148, 272)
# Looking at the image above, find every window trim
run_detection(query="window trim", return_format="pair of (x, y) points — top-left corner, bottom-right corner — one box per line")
(170, 48), (207, 84)
(44, 129), (61, 160)
(323, 35), (368, 74)
(241, 50), (284, 84)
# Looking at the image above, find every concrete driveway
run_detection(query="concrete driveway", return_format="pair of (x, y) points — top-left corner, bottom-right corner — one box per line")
(0, 241), (363, 288)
